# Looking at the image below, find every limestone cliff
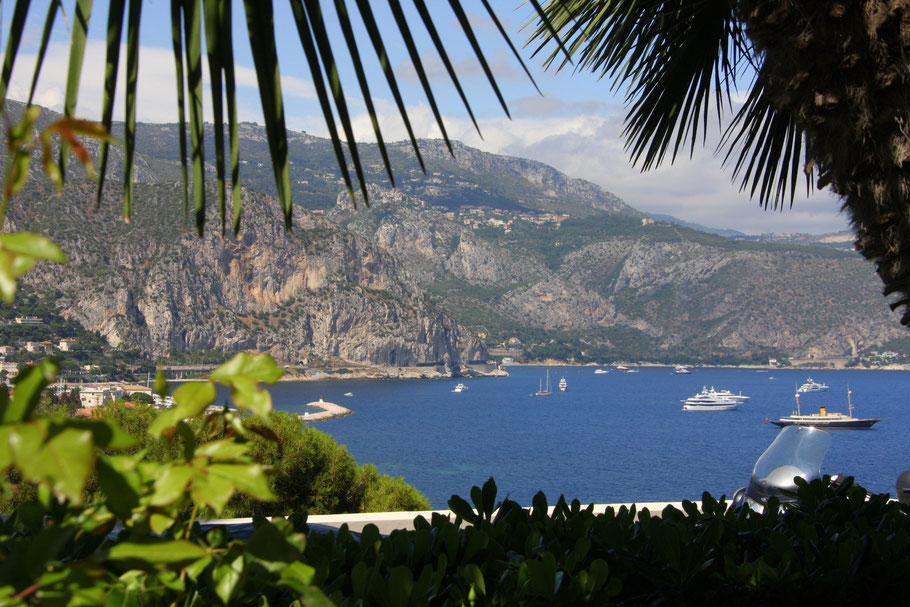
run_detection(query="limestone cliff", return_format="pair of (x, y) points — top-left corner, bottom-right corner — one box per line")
(8, 181), (485, 365)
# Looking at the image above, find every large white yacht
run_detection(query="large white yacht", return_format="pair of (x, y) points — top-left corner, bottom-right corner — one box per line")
(558, 377), (567, 391)
(674, 365), (692, 374)
(682, 386), (748, 411)
(797, 378), (829, 393)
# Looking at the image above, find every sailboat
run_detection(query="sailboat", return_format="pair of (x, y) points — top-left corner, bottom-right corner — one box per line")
(535, 370), (552, 396)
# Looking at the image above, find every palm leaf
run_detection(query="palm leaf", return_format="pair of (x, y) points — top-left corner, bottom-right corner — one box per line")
(170, 0), (190, 220)
(203, 0), (227, 234)
(0, 0), (31, 110)
(26, 0), (61, 107)
(59, 0), (93, 186)
(3, 0), (545, 235)
(243, 0), (292, 228)
(721, 82), (810, 209)
(182, 0), (206, 235)
(412, 0), (483, 136)
(447, 0), (511, 119)
(333, 0), (395, 187)
(353, 0), (426, 173)
(302, 0), (369, 206)
(123, 0), (141, 221)
(97, 0), (126, 207)
(218, 0), (242, 235)
(287, 0), (355, 206)
(479, 0), (541, 95)
(387, 0), (454, 156)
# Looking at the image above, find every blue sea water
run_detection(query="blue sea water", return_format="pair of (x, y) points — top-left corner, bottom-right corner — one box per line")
(254, 366), (910, 509)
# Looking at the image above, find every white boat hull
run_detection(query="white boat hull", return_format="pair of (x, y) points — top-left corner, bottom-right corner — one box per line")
(683, 402), (742, 411)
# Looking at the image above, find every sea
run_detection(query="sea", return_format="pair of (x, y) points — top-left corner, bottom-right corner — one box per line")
(221, 366), (910, 509)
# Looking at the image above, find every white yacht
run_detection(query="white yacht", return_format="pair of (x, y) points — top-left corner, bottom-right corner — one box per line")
(674, 365), (692, 374)
(558, 377), (567, 391)
(705, 386), (750, 403)
(797, 378), (829, 393)
(452, 382), (468, 393)
(682, 386), (748, 411)
(593, 368), (609, 374)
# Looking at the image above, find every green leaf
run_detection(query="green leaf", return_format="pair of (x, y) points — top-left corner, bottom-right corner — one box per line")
(96, 454), (143, 519)
(461, 563), (486, 597)
(105, 539), (209, 569)
(148, 381), (216, 437)
(2, 357), (59, 423)
(26, 525), (77, 579)
(149, 464), (195, 507)
(278, 561), (318, 595)
(246, 523), (302, 572)
(0, 234), (66, 303)
(185, 555), (213, 581)
(210, 353), (283, 416)
(154, 367), (169, 399)
(210, 352), (284, 384)
(206, 463), (275, 502)
(388, 566), (413, 607)
(0, 232), (66, 261)
(190, 466), (236, 513)
(0, 426), (11, 471)
(213, 557), (243, 605)
(447, 494), (478, 525)
(67, 418), (137, 450)
(10, 422), (94, 503)
(194, 439), (249, 460)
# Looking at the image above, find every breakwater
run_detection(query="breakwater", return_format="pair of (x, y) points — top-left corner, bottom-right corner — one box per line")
(299, 398), (353, 422)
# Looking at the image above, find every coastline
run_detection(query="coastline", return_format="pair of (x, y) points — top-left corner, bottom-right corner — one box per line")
(278, 365), (510, 382)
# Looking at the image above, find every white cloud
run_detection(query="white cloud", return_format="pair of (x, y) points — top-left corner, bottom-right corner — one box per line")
(4, 41), (314, 124)
(345, 102), (848, 235)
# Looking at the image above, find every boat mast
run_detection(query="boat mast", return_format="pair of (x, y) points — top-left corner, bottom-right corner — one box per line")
(795, 391), (802, 416)
(847, 385), (853, 417)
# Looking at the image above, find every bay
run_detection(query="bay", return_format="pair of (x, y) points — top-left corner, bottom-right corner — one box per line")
(247, 366), (910, 509)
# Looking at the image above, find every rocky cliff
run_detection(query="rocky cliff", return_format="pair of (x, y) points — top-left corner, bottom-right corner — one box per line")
(8, 181), (485, 366)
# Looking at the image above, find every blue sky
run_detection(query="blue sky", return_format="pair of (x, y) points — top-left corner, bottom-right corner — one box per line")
(3, 1), (848, 235)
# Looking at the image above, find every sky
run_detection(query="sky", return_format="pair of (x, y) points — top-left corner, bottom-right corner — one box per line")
(1, 0), (849, 235)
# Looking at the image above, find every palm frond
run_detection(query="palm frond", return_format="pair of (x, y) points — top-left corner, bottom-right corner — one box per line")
(26, 0), (61, 106)
(96, 0), (126, 207)
(59, 0), (93, 186)
(721, 82), (811, 210)
(528, 0), (746, 169)
(2, 1), (543, 234)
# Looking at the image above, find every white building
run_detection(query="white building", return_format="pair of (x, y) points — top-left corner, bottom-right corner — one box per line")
(0, 362), (18, 380)
(58, 339), (77, 352)
(79, 384), (125, 408)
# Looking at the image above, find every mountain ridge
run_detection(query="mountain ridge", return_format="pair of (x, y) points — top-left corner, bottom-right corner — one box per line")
(2, 101), (903, 363)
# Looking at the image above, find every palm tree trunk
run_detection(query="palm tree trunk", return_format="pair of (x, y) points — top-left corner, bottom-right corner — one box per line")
(742, 0), (910, 324)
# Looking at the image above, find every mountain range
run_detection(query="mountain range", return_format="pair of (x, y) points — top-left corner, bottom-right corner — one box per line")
(3, 101), (904, 365)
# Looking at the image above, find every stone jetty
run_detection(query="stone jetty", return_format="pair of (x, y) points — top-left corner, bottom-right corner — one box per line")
(299, 398), (353, 422)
